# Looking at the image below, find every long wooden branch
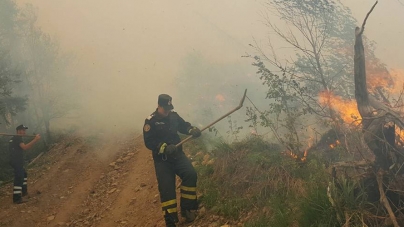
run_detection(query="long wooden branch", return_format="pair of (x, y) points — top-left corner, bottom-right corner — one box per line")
(377, 170), (399, 227)
(331, 160), (372, 168)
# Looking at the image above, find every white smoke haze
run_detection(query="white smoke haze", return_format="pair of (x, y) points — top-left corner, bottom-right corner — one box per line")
(12, 0), (404, 137)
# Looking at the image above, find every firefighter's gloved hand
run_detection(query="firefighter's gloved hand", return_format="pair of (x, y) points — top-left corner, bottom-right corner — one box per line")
(159, 143), (167, 154)
(164, 144), (177, 155)
(189, 127), (201, 138)
(158, 143), (177, 155)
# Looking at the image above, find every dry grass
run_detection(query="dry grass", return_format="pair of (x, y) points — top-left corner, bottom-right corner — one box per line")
(193, 136), (336, 225)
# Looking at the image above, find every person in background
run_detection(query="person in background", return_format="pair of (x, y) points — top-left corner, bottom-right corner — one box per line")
(9, 124), (41, 204)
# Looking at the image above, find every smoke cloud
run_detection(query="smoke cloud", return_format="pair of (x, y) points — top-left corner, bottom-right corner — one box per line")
(13, 0), (404, 137)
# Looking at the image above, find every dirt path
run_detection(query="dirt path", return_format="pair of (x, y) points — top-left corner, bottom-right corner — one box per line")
(0, 133), (165, 227)
(0, 133), (223, 227)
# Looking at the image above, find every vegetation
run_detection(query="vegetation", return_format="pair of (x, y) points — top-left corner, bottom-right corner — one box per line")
(188, 136), (340, 226)
(189, 131), (404, 226)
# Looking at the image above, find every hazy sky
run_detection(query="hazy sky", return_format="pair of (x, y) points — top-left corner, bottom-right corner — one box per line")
(14, 0), (404, 132)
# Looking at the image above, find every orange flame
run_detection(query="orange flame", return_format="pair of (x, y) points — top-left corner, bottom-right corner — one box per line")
(301, 150), (308, 162)
(389, 69), (404, 94)
(367, 68), (404, 96)
(396, 128), (404, 146)
(283, 150), (307, 162)
(366, 62), (393, 92)
(329, 140), (340, 149)
(319, 91), (361, 125)
(283, 137), (311, 162)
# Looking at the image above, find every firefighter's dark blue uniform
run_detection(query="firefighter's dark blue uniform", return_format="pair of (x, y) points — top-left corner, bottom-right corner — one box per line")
(9, 135), (28, 203)
(143, 95), (198, 226)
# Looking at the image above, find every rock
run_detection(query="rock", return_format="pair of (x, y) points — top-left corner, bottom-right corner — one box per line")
(109, 162), (116, 167)
(47, 215), (55, 221)
(191, 161), (199, 167)
(140, 183), (147, 187)
(207, 159), (215, 165)
(154, 194), (159, 198)
(57, 222), (66, 226)
(111, 183), (118, 186)
(135, 187), (141, 192)
(114, 165), (121, 170)
(153, 199), (157, 203)
(221, 225), (230, 227)
(123, 156), (130, 161)
(116, 158), (123, 163)
(107, 170), (117, 176)
(107, 188), (117, 194)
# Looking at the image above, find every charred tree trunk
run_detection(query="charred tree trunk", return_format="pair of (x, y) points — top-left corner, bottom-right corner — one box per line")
(353, 2), (404, 226)
(354, 1), (401, 172)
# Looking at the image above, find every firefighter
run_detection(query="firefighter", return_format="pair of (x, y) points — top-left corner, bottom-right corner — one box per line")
(9, 124), (41, 204)
(143, 94), (201, 227)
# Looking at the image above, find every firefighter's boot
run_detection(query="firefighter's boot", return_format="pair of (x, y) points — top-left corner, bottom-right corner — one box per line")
(164, 215), (176, 227)
(181, 209), (196, 222)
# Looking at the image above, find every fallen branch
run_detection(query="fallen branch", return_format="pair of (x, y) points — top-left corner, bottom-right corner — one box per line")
(377, 170), (399, 227)
(332, 160), (372, 168)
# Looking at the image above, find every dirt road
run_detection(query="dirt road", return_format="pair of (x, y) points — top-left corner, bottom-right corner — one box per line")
(0, 133), (169, 227)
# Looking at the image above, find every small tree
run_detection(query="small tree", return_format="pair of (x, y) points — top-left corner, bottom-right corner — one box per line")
(0, 0), (27, 127)
(14, 5), (77, 143)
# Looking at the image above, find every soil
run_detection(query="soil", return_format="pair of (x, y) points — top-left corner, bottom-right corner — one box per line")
(0, 133), (235, 227)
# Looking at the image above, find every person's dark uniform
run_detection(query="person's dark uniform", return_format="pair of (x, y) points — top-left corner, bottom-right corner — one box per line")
(143, 94), (201, 227)
(9, 125), (29, 203)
